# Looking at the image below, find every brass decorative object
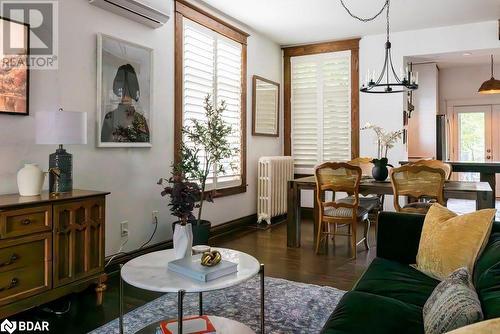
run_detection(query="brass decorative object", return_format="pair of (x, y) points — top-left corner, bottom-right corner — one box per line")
(200, 250), (222, 267)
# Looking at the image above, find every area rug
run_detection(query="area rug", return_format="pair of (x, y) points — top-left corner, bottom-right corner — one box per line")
(90, 276), (345, 334)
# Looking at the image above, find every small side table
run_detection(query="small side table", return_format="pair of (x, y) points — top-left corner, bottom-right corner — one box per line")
(120, 248), (265, 334)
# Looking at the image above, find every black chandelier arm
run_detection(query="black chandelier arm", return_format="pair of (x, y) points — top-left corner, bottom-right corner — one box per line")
(339, 0), (389, 22)
(387, 48), (402, 84)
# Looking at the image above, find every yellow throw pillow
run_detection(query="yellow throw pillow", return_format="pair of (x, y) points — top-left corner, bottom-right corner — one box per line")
(414, 203), (495, 280)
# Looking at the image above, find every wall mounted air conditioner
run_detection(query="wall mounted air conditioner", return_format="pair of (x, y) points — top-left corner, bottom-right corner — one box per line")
(89, 0), (170, 28)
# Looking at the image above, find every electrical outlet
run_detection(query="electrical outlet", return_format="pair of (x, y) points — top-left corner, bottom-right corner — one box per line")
(120, 221), (129, 238)
(152, 210), (159, 224)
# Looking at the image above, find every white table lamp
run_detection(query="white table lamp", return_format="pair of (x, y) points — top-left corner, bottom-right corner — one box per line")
(35, 109), (87, 193)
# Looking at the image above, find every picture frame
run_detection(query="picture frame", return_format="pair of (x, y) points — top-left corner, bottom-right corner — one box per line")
(252, 75), (280, 137)
(97, 33), (154, 147)
(0, 17), (30, 116)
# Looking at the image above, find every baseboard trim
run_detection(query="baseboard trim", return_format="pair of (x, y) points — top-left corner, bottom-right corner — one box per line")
(105, 213), (257, 273)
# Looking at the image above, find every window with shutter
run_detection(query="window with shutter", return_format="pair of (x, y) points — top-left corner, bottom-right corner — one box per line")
(175, 1), (248, 196)
(291, 51), (352, 175)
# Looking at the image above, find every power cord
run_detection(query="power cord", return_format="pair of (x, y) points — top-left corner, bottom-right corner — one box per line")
(104, 216), (159, 268)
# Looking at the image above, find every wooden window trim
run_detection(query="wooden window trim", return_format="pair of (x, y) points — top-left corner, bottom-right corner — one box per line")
(174, 0), (248, 198)
(283, 38), (360, 162)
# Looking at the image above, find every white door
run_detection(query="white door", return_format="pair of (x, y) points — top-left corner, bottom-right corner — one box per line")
(451, 105), (493, 181)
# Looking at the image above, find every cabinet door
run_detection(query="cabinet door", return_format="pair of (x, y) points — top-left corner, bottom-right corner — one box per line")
(53, 197), (105, 287)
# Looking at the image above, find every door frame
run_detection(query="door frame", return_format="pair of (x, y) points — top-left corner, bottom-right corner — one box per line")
(449, 105), (492, 162)
(446, 98), (500, 195)
(446, 97), (500, 160)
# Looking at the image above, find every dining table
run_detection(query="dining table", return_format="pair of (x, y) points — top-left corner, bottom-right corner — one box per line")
(287, 176), (493, 248)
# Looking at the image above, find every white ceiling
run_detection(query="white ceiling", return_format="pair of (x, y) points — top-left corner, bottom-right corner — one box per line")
(410, 49), (500, 69)
(199, 0), (500, 46)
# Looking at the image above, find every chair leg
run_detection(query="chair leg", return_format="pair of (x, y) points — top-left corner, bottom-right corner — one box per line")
(351, 222), (357, 259)
(315, 219), (323, 254)
(331, 223), (337, 244)
(363, 219), (371, 250)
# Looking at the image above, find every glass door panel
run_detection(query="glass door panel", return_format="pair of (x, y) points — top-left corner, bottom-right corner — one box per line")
(452, 105), (492, 181)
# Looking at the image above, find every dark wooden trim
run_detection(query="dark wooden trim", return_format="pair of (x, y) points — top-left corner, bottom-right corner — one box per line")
(252, 75), (280, 137)
(283, 39), (360, 158)
(284, 55), (292, 155)
(174, 11), (183, 164)
(174, 5), (247, 197)
(282, 38), (360, 57)
(351, 48), (360, 159)
(175, 0), (249, 45)
(104, 214), (257, 272)
(209, 213), (256, 240)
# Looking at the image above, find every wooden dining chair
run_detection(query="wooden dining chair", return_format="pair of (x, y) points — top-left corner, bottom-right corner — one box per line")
(345, 157), (384, 226)
(314, 162), (370, 258)
(409, 159), (452, 180)
(390, 165), (446, 214)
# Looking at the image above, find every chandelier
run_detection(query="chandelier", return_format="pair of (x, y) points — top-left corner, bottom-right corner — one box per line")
(340, 0), (418, 93)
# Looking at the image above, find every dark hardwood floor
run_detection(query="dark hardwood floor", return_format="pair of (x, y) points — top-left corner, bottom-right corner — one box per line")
(8, 217), (376, 333)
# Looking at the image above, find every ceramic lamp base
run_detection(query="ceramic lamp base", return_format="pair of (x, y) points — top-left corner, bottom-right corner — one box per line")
(49, 145), (73, 193)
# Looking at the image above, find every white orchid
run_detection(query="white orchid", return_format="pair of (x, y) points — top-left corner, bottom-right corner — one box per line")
(361, 122), (403, 159)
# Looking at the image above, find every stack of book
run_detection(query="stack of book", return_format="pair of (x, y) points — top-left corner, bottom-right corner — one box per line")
(160, 315), (216, 334)
(168, 254), (237, 282)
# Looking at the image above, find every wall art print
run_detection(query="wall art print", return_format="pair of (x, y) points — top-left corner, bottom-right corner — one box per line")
(97, 34), (153, 147)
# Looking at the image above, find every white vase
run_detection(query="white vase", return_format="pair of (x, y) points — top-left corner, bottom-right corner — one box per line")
(173, 223), (193, 259)
(17, 164), (45, 196)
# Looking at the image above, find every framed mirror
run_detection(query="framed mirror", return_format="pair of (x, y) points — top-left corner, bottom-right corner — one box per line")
(252, 75), (280, 137)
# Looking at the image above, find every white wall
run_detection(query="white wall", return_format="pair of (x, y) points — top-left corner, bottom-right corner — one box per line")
(439, 63), (500, 112)
(407, 63), (439, 159)
(0, 0), (283, 256)
(359, 20), (500, 164)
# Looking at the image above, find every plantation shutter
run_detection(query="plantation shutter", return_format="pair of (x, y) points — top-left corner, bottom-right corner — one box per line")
(182, 18), (243, 190)
(291, 51), (351, 174)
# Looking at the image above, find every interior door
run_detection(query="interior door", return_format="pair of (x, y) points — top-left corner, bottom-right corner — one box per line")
(493, 105), (500, 195)
(451, 105), (493, 181)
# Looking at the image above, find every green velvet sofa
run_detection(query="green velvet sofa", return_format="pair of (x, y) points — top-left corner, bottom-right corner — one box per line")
(321, 212), (500, 334)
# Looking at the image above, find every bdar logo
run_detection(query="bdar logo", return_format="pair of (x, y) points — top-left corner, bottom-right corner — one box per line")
(0, 319), (16, 334)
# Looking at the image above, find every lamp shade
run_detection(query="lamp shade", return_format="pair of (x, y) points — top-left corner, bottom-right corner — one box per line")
(478, 55), (500, 95)
(35, 111), (87, 145)
(478, 78), (500, 94)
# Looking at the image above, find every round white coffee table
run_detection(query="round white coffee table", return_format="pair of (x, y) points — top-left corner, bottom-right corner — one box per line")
(119, 248), (264, 334)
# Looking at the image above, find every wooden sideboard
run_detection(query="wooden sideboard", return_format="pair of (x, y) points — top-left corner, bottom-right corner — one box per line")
(0, 190), (110, 318)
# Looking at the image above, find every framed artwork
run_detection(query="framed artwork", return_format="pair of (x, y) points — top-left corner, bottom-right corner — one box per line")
(97, 34), (153, 147)
(252, 75), (280, 137)
(0, 17), (29, 116)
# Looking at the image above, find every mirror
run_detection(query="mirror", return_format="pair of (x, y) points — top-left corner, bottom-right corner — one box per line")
(252, 76), (280, 137)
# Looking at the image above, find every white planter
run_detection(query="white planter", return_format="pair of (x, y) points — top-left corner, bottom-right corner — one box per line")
(173, 223), (193, 259)
(17, 164), (45, 196)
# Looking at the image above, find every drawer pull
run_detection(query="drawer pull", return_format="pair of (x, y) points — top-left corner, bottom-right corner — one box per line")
(0, 278), (18, 292)
(22, 219), (32, 225)
(0, 254), (18, 268)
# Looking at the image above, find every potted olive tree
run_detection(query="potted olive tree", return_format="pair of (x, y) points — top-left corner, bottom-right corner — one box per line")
(160, 94), (236, 246)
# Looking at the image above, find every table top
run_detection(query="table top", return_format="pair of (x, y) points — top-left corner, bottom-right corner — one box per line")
(121, 248), (260, 293)
(136, 316), (255, 334)
(400, 160), (500, 172)
(0, 189), (110, 209)
(292, 176), (492, 195)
